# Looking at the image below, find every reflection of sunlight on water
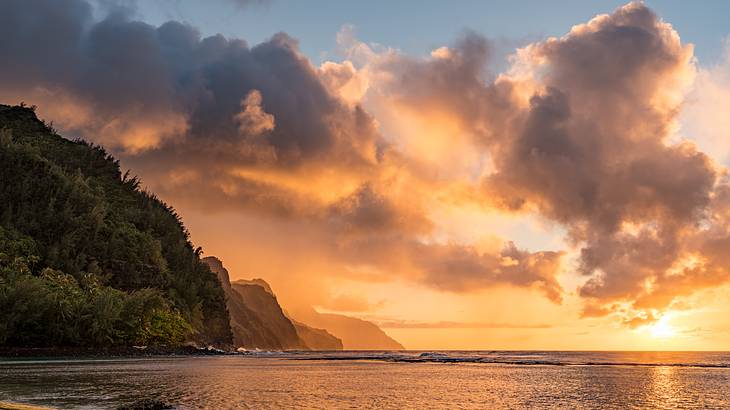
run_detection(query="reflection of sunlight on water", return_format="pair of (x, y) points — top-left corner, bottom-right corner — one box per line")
(2, 356), (730, 408)
(650, 366), (684, 408)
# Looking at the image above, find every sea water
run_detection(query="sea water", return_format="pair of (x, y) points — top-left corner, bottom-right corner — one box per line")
(2, 351), (730, 409)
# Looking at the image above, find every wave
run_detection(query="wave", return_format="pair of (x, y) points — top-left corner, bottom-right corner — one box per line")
(259, 350), (730, 369)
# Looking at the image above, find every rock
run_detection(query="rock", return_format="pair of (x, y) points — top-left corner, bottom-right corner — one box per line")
(288, 306), (404, 350)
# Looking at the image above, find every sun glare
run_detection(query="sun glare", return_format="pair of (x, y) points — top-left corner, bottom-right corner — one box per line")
(649, 316), (677, 339)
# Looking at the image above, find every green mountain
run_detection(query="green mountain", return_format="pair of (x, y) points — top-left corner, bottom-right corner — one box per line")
(0, 105), (231, 347)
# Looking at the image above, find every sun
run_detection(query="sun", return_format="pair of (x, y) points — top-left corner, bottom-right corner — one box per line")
(649, 316), (677, 339)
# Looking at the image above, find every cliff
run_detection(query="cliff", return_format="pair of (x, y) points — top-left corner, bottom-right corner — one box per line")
(203, 256), (290, 349)
(203, 256), (343, 350)
(289, 306), (404, 350)
(231, 281), (305, 350)
(291, 320), (343, 350)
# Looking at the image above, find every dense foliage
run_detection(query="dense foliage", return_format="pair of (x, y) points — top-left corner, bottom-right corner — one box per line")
(0, 105), (231, 347)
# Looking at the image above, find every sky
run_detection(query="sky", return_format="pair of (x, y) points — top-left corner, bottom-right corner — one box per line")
(4, 0), (730, 350)
(134, 0), (730, 65)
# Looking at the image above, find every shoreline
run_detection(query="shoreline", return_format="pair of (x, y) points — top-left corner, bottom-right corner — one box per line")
(0, 345), (228, 358)
(0, 401), (55, 410)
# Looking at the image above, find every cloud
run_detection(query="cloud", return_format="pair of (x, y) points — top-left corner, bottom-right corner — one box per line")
(235, 89), (276, 136)
(325, 230), (564, 302)
(344, 1), (730, 324)
(0, 1), (188, 151)
(12, 0), (730, 325)
(376, 320), (552, 329)
(0, 0), (563, 304)
(410, 241), (564, 303)
(489, 3), (730, 323)
(680, 38), (730, 165)
(487, 3), (720, 318)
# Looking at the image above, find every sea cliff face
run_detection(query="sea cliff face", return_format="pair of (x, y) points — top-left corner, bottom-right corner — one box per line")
(291, 320), (343, 350)
(288, 306), (404, 350)
(230, 281), (305, 350)
(203, 255), (403, 351)
(203, 256), (292, 349)
(203, 256), (343, 350)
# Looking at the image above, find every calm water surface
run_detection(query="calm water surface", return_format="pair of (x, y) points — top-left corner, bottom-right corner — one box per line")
(2, 351), (730, 409)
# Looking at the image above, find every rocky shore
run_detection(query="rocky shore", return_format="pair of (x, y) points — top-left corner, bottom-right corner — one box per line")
(0, 345), (228, 358)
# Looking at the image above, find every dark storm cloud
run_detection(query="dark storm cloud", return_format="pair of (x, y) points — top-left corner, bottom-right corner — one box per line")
(0, 0), (564, 300)
(0, 0), (379, 162)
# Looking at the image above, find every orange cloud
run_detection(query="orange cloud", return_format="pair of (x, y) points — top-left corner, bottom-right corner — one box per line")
(340, 1), (730, 325)
(14, 0), (730, 329)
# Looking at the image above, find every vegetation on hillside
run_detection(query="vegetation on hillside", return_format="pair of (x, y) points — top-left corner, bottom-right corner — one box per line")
(0, 105), (231, 347)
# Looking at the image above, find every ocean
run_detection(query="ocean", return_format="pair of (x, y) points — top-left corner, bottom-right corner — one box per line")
(2, 351), (730, 409)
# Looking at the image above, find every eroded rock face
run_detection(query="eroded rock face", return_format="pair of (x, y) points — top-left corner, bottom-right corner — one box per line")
(291, 320), (343, 351)
(288, 306), (404, 350)
(202, 256), (342, 350)
(204, 256), (231, 292)
(230, 281), (304, 350)
(234, 278), (273, 296)
(203, 256), (402, 350)
(203, 256), (288, 349)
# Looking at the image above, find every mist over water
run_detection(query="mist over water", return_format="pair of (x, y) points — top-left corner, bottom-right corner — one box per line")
(2, 352), (730, 409)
